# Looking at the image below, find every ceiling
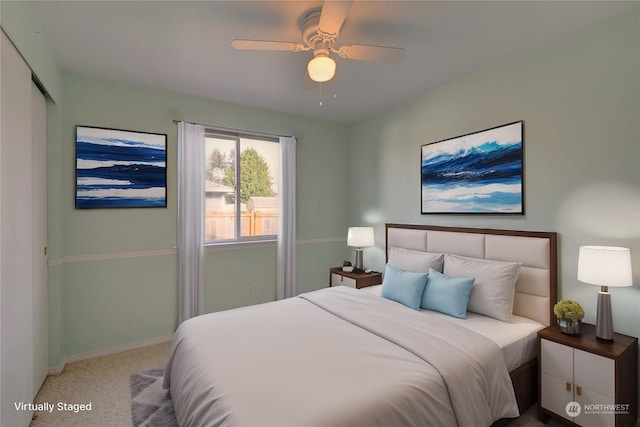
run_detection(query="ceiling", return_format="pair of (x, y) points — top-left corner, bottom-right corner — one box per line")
(29, 0), (636, 123)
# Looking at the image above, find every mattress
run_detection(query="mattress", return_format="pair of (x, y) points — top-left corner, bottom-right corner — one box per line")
(362, 284), (543, 371)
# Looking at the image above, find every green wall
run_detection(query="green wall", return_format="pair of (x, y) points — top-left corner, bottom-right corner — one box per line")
(349, 8), (640, 337)
(46, 72), (349, 366)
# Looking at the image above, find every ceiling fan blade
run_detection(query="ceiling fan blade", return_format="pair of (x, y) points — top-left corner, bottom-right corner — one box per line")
(318, 0), (353, 37)
(336, 44), (405, 63)
(231, 39), (306, 52)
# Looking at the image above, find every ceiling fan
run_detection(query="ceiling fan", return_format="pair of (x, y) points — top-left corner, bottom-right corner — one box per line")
(231, 0), (405, 84)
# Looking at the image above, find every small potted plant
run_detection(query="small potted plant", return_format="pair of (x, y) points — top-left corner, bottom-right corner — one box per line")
(554, 300), (585, 335)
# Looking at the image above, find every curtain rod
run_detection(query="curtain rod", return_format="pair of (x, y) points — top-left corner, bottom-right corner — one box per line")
(172, 120), (294, 139)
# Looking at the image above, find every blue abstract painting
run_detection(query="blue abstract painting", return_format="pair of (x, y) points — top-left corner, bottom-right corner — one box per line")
(76, 126), (167, 208)
(421, 121), (523, 214)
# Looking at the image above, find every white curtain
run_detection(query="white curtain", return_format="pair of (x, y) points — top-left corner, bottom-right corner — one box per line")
(277, 136), (297, 299)
(177, 122), (205, 323)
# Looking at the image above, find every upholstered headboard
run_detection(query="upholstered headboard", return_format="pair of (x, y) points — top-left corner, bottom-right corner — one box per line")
(385, 224), (557, 326)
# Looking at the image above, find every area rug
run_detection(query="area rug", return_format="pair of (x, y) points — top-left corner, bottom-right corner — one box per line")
(130, 366), (178, 427)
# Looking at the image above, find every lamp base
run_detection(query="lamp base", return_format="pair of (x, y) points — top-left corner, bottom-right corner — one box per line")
(354, 248), (364, 272)
(596, 290), (613, 341)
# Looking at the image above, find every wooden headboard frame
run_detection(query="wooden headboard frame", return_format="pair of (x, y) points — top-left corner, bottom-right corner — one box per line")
(385, 224), (557, 326)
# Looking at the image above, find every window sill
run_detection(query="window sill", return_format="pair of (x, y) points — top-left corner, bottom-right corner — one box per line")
(205, 239), (277, 250)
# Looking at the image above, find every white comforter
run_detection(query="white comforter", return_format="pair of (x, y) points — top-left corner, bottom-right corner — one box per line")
(164, 286), (518, 427)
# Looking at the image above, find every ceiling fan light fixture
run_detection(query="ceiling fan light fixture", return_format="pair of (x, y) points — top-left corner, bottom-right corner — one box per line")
(307, 54), (336, 83)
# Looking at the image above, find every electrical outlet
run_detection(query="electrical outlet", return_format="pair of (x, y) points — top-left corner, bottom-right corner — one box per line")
(251, 283), (260, 295)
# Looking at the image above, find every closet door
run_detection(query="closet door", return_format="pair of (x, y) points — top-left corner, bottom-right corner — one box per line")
(32, 80), (48, 394)
(0, 30), (46, 427)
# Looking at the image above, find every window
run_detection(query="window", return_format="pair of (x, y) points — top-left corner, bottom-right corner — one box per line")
(204, 130), (280, 243)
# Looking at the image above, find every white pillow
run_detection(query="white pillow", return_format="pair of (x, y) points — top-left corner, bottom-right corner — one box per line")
(388, 247), (444, 273)
(443, 253), (521, 322)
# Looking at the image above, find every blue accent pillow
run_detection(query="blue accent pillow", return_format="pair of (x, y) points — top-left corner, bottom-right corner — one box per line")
(421, 268), (475, 319)
(381, 264), (429, 310)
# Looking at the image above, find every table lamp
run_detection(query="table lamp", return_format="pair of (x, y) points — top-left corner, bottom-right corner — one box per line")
(347, 227), (374, 272)
(577, 246), (633, 341)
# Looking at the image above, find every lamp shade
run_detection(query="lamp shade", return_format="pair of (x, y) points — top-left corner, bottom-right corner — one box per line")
(307, 54), (336, 83)
(347, 227), (374, 248)
(577, 246), (633, 287)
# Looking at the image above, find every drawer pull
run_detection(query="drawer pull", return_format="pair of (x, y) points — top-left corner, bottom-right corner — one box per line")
(566, 382), (572, 391)
(576, 386), (582, 396)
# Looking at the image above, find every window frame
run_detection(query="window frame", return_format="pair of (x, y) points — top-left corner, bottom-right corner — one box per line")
(204, 128), (279, 245)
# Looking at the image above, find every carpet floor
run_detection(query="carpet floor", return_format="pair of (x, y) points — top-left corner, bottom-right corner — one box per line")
(30, 342), (171, 427)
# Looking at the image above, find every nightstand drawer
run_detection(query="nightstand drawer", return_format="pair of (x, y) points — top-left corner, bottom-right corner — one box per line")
(541, 339), (573, 379)
(329, 267), (382, 289)
(540, 373), (572, 422)
(574, 349), (614, 398)
(575, 387), (615, 427)
(331, 273), (356, 288)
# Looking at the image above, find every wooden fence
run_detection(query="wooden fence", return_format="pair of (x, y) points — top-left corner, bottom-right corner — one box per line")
(206, 210), (278, 241)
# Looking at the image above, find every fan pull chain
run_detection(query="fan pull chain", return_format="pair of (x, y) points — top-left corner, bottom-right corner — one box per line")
(318, 77), (337, 107)
(333, 71), (338, 100)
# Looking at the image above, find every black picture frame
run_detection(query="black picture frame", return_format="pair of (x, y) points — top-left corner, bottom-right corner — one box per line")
(75, 125), (167, 208)
(421, 120), (524, 214)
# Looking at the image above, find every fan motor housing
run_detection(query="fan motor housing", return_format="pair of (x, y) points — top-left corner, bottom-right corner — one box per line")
(301, 8), (338, 49)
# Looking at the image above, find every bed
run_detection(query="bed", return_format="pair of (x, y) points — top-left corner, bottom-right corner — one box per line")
(163, 224), (557, 427)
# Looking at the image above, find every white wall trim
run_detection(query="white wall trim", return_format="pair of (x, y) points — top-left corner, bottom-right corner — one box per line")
(297, 237), (346, 245)
(47, 238), (346, 266)
(47, 334), (173, 375)
(47, 364), (65, 376)
(205, 240), (276, 251)
(48, 248), (177, 266)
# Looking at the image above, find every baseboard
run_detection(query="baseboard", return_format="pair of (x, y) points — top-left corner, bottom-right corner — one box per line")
(48, 363), (65, 375)
(47, 334), (173, 375)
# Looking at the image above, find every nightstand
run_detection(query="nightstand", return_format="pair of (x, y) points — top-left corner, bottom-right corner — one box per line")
(537, 323), (637, 427)
(329, 267), (382, 289)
